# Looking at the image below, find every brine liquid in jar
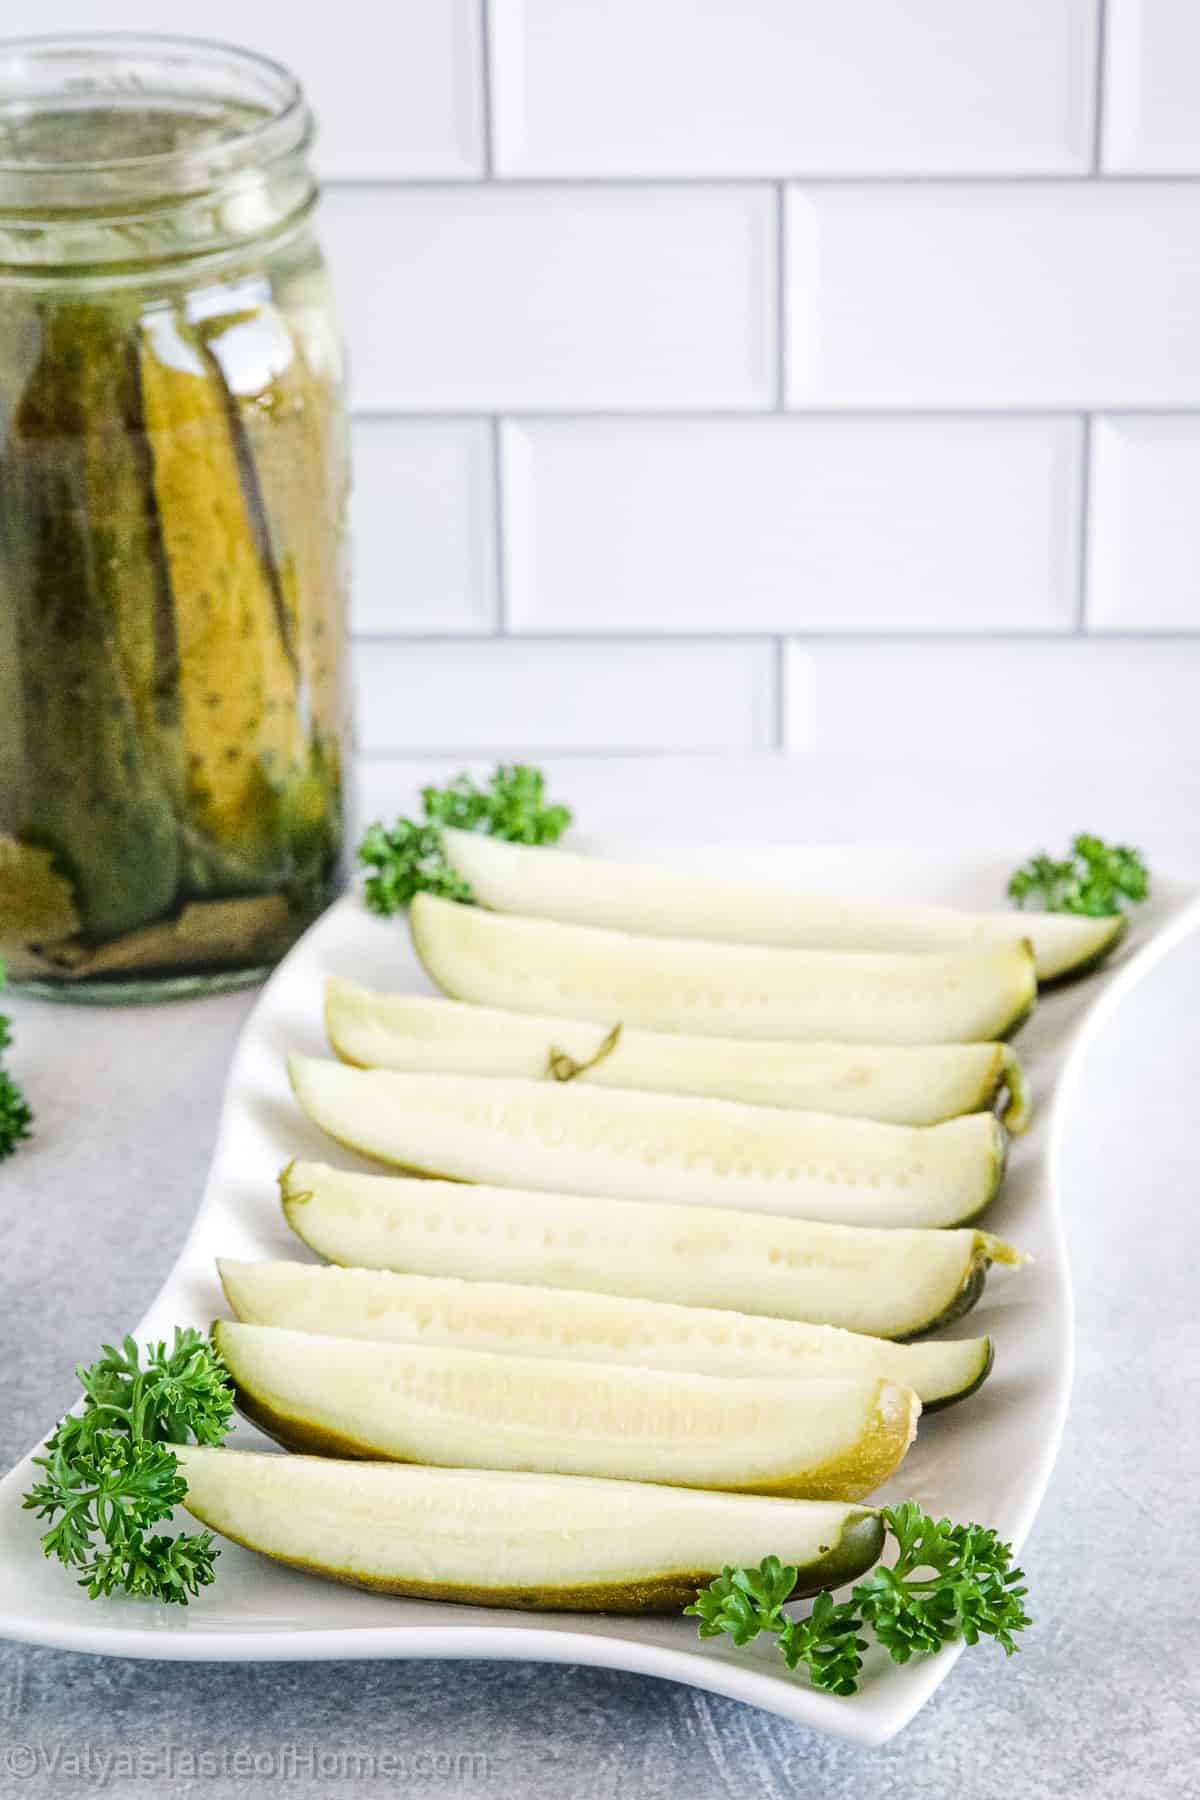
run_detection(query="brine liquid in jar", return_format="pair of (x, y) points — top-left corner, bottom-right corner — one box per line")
(0, 35), (351, 999)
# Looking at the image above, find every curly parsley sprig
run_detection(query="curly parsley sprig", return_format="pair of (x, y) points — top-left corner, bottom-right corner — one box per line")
(1008, 833), (1149, 918)
(358, 764), (572, 915)
(685, 1501), (1030, 1696)
(0, 958), (32, 1161)
(23, 1329), (234, 1605)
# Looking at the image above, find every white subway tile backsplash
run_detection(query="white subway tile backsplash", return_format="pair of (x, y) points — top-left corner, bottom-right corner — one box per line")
(11, 1), (1200, 774)
(323, 187), (775, 411)
(351, 419), (497, 635)
(783, 641), (1200, 756)
(1104, 1), (1200, 172)
(4, 0), (484, 178)
(491, 0), (1096, 177)
(1088, 417), (1200, 630)
(785, 185), (1200, 408)
(502, 417), (1081, 633)
(355, 640), (778, 753)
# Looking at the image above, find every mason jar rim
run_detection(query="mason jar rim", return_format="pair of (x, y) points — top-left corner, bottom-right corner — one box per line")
(0, 32), (311, 196)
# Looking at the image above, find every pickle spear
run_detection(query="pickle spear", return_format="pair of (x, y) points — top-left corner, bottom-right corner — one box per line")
(281, 1160), (1023, 1340)
(197, 300), (349, 757)
(196, 299), (348, 899)
(212, 1321), (920, 1502)
(177, 1447), (884, 1613)
(441, 829), (1127, 986)
(218, 1258), (995, 1409)
(289, 1057), (1007, 1230)
(139, 307), (312, 891)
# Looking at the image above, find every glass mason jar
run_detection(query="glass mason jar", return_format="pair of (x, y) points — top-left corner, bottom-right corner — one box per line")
(0, 34), (350, 1001)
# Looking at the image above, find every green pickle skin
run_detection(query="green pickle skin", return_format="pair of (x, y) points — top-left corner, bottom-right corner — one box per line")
(0, 238), (348, 976)
(0, 302), (182, 938)
(198, 296), (349, 901)
(191, 294), (348, 903)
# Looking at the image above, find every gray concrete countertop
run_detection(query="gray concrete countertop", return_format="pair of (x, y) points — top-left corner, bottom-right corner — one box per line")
(1, 755), (1197, 1799)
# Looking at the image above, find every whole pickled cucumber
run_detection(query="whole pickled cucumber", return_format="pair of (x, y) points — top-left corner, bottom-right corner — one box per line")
(0, 302), (181, 938)
(139, 307), (313, 891)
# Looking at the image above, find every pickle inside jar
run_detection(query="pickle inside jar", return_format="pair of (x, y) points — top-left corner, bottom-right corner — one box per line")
(0, 253), (348, 982)
(0, 300), (184, 945)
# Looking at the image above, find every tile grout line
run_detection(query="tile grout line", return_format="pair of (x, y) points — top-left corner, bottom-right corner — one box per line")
(348, 405), (1200, 423)
(774, 182), (788, 410)
(1091, 0), (1109, 175)
(354, 718), (1197, 762)
(322, 171), (1200, 191)
(1075, 414), (1093, 634)
(477, 0), (496, 178)
(350, 628), (1200, 647)
(489, 416), (509, 632)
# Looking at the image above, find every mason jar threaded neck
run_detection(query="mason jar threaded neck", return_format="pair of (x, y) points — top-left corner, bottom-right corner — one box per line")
(0, 33), (315, 272)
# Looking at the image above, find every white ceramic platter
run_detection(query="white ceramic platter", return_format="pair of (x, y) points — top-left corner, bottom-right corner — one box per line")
(1, 844), (1195, 1746)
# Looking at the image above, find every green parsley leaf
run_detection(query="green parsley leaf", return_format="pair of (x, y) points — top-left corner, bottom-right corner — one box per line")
(684, 1501), (1030, 1696)
(420, 765), (572, 845)
(855, 1503), (1031, 1664)
(23, 1328), (234, 1606)
(0, 956), (32, 1161)
(1008, 834), (1149, 917)
(0, 1067), (33, 1161)
(777, 1590), (869, 1695)
(358, 764), (572, 916)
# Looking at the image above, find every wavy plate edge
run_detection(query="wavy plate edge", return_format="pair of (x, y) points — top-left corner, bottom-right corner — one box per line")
(2, 847), (1196, 1748)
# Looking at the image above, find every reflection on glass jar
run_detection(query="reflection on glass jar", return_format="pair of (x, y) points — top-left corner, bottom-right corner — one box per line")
(0, 34), (351, 1000)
